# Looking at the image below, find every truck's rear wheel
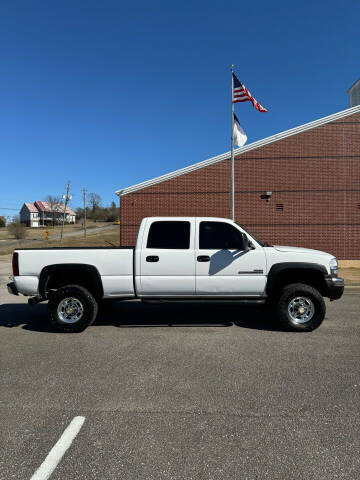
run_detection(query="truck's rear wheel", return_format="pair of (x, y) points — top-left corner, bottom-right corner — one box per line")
(47, 285), (98, 332)
(275, 283), (326, 331)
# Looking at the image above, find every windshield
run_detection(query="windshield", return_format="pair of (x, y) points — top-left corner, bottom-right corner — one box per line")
(235, 223), (271, 247)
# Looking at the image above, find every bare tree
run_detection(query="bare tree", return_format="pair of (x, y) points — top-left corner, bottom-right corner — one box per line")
(88, 193), (102, 213)
(45, 195), (61, 227)
(108, 201), (118, 222)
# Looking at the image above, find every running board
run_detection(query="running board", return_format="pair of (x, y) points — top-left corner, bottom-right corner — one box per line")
(142, 298), (266, 305)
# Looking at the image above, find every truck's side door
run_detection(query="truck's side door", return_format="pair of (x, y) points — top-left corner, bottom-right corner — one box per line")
(195, 219), (266, 296)
(137, 218), (196, 297)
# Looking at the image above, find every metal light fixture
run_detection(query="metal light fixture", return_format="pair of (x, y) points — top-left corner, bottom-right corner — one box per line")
(260, 191), (273, 202)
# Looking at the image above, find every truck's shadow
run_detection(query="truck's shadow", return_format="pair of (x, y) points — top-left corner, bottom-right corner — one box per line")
(0, 301), (283, 332)
(0, 304), (53, 332)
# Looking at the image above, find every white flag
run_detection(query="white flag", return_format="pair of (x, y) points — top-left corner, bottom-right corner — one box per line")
(233, 114), (247, 147)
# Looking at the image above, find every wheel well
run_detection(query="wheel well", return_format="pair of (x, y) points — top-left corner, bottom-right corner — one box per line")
(267, 268), (327, 297)
(40, 264), (103, 299)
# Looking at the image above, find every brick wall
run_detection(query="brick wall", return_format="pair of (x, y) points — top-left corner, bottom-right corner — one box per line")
(120, 112), (360, 259)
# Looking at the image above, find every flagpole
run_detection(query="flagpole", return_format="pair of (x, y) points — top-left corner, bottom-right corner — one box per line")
(230, 65), (235, 221)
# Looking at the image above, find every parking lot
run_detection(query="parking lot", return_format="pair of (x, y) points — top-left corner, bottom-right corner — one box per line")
(0, 262), (359, 479)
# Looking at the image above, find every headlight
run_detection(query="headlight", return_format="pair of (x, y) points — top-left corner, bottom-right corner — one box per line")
(330, 258), (338, 275)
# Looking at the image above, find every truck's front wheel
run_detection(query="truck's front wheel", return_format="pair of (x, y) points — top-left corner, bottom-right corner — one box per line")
(275, 283), (326, 331)
(47, 285), (98, 333)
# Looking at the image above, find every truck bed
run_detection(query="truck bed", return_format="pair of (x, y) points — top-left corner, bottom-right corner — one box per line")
(14, 247), (135, 298)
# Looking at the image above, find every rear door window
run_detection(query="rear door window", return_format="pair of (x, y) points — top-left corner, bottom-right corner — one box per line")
(147, 221), (190, 249)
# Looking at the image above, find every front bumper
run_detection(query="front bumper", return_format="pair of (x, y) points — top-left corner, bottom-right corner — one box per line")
(7, 282), (19, 296)
(324, 275), (344, 300)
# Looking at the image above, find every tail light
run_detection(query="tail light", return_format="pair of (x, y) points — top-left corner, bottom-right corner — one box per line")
(12, 252), (19, 276)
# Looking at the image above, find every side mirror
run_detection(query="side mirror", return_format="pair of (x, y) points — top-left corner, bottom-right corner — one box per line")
(238, 232), (249, 251)
(248, 241), (256, 250)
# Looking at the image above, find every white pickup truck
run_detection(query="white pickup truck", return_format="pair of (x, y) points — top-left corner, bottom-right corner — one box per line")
(7, 217), (344, 332)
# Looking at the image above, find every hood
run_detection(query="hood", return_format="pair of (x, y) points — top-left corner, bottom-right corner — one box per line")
(273, 245), (333, 257)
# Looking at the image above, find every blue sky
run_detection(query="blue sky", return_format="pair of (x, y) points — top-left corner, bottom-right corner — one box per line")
(1, 0), (359, 216)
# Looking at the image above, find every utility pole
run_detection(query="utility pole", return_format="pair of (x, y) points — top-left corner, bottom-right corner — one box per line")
(82, 188), (87, 237)
(60, 181), (72, 241)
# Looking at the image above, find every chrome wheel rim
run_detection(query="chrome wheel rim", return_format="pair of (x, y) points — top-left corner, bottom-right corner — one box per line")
(57, 297), (84, 324)
(288, 296), (315, 324)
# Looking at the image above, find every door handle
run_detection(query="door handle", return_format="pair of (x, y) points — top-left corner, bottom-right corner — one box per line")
(146, 255), (159, 262)
(197, 255), (210, 262)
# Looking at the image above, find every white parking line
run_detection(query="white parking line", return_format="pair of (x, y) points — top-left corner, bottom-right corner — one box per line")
(30, 416), (85, 480)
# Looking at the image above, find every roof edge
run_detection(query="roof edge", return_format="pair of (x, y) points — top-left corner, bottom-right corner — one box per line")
(116, 104), (360, 197)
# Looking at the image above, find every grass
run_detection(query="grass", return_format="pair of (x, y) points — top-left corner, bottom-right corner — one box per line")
(338, 268), (360, 286)
(0, 226), (120, 257)
(0, 221), (110, 241)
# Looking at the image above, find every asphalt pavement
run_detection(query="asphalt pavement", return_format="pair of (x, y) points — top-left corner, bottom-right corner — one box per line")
(0, 263), (359, 479)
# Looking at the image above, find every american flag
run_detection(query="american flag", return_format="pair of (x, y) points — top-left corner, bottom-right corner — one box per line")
(232, 73), (267, 112)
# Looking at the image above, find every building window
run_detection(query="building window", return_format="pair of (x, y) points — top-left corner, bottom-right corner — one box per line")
(276, 204), (284, 211)
(147, 221), (190, 249)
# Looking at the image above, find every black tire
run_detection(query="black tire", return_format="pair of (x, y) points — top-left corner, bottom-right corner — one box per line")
(47, 285), (98, 333)
(275, 283), (326, 332)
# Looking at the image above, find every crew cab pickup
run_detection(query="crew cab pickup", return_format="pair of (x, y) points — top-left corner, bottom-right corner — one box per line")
(7, 217), (344, 332)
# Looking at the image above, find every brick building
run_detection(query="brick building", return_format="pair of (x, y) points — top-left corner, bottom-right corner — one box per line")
(116, 105), (360, 259)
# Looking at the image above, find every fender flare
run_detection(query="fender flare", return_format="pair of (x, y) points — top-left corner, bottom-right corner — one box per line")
(39, 263), (103, 298)
(266, 262), (328, 296)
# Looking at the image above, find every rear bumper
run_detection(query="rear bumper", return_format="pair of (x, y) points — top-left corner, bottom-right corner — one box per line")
(13, 276), (39, 296)
(7, 282), (19, 296)
(324, 275), (344, 300)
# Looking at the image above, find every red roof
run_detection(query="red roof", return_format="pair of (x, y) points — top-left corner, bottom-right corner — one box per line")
(34, 201), (75, 215)
(65, 206), (76, 215)
(34, 200), (46, 212)
(24, 203), (39, 213)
